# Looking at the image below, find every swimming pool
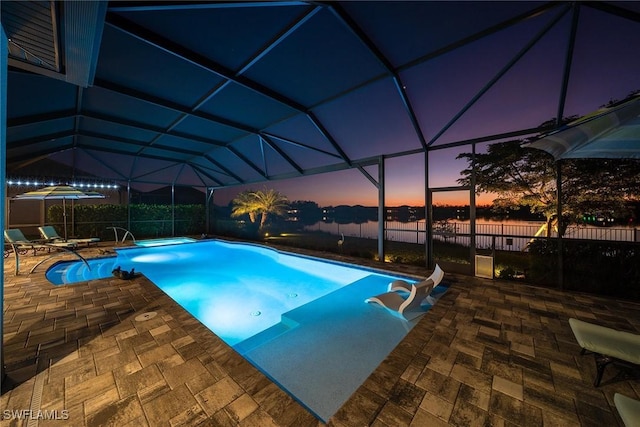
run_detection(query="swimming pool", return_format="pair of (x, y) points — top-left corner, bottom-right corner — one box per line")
(48, 240), (398, 345)
(46, 239), (445, 421)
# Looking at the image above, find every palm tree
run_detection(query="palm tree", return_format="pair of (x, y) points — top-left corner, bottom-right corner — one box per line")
(231, 190), (258, 223)
(253, 189), (289, 229)
(231, 189), (289, 230)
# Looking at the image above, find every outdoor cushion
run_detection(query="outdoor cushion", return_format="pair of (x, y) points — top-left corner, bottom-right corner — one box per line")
(38, 225), (100, 246)
(569, 318), (640, 364)
(614, 393), (640, 427)
(569, 318), (640, 386)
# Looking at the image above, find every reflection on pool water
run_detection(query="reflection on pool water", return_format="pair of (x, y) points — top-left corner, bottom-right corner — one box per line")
(46, 239), (444, 421)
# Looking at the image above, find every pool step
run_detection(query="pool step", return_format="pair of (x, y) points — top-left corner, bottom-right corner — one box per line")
(233, 319), (300, 355)
(97, 258), (116, 277)
(234, 275), (394, 355)
(241, 273), (424, 422)
(46, 256), (118, 285)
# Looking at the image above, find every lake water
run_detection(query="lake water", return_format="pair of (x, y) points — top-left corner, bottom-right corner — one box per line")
(305, 219), (639, 251)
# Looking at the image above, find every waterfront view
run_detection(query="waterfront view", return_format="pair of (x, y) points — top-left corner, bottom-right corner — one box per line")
(305, 219), (640, 252)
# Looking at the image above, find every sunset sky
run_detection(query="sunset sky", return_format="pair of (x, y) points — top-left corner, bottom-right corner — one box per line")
(213, 157), (498, 208)
(212, 4), (640, 208)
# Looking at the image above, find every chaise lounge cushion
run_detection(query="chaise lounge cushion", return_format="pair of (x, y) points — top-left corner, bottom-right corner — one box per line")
(5, 228), (77, 252)
(569, 318), (640, 365)
(38, 226), (100, 246)
(615, 393), (640, 427)
(569, 317), (640, 387)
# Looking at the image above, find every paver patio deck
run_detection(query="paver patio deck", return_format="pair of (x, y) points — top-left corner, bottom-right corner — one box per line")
(2, 240), (640, 426)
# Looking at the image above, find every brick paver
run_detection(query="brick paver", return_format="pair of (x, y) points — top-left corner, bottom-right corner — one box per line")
(2, 241), (639, 426)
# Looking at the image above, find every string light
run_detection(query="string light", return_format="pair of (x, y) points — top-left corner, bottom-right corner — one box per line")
(6, 178), (119, 189)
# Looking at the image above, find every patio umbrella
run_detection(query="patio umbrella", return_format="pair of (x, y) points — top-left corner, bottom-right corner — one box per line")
(525, 94), (640, 160)
(12, 185), (105, 240)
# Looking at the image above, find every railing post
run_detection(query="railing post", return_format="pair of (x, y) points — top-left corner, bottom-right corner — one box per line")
(556, 161), (564, 290)
(378, 156), (385, 262)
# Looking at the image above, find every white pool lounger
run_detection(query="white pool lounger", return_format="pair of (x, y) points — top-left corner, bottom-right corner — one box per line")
(369, 264), (445, 319)
(388, 264), (444, 293)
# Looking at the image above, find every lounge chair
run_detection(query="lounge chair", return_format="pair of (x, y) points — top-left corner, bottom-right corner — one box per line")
(569, 318), (640, 386)
(615, 393), (640, 427)
(365, 280), (434, 319)
(4, 228), (77, 255)
(388, 264), (444, 293)
(38, 225), (100, 247)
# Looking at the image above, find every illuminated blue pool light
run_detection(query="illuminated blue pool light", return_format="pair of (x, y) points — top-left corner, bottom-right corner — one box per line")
(134, 237), (197, 247)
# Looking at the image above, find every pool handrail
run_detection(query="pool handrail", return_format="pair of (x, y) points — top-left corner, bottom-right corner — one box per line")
(107, 226), (136, 244)
(5, 241), (91, 276)
(29, 248), (91, 275)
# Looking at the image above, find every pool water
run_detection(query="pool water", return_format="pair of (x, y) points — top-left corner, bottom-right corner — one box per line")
(49, 241), (400, 345)
(118, 241), (388, 346)
(46, 239), (445, 421)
